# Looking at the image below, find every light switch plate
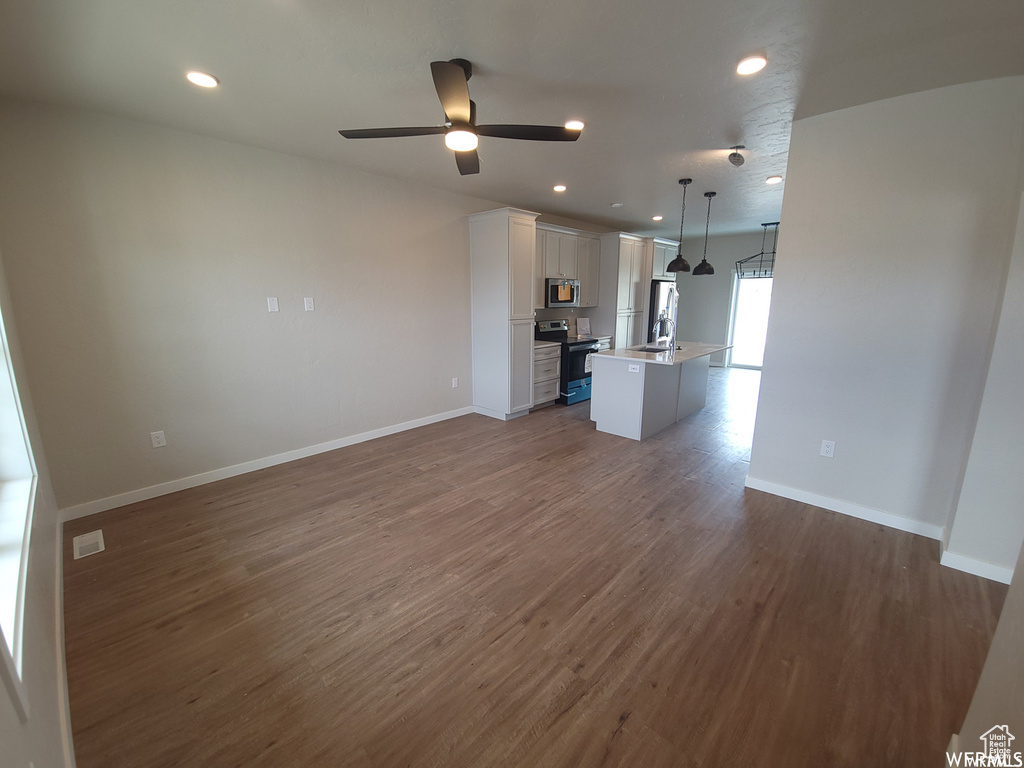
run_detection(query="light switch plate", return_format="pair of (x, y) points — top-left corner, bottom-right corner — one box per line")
(267, 297), (279, 312)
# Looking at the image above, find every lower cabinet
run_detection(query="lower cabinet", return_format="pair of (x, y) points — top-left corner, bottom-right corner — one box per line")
(614, 311), (644, 349)
(510, 320), (535, 413)
(532, 342), (561, 407)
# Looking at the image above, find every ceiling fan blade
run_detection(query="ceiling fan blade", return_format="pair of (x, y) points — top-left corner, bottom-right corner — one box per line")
(430, 60), (472, 124)
(454, 149), (480, 176)
(477, 124), (581, 141)
(339, 126), (446, 139)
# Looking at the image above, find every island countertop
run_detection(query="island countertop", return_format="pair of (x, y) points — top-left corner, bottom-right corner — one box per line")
(595, 342), (731, 366)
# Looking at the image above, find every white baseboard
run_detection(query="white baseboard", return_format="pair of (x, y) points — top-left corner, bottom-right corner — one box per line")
(744, 476), (945, 541)
(59, 406), (475, 522)
(939, 549), (1014, 585)
(473, 406), (527, 421)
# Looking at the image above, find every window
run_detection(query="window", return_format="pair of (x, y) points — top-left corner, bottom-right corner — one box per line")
(0, 300), (36, 723)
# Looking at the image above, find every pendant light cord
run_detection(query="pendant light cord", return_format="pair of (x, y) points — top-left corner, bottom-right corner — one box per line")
(677, 184), (688, 246)
(702, 194), (714, 261)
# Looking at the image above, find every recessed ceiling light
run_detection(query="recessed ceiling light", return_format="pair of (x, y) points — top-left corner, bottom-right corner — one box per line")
(766, 175), (783, 185)
(736, 54), (767, 76)
(652, 215), (663, 221)
(553, 184), (567, 192)
(564, 120), (585, 131)
(186, 71), (219, 88)
(611, 202), (623, 208)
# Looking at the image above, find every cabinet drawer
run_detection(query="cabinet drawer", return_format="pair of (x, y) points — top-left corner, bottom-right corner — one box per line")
(534, 358), (560, 382)
(533, 345), (561, 362)
(533, 378), (559, 404)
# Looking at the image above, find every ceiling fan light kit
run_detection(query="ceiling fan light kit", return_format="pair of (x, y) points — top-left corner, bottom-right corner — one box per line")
(339, 58), (581, 176)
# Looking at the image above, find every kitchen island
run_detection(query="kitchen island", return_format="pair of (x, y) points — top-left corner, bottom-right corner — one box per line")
(590, 342), (731, 440)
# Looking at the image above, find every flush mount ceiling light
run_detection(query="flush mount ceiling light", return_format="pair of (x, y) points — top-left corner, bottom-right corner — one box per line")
(611, 202), (624, 208)
(692, 191), (717, 276)
(666, 178), (692, 273)
(444, 128), (479, 152)
(766, 175), (783, 185)
(652, 215), (663, 221)
(564, 120), (585, 131)
(553, 184), (567, 192)
(728, 145), (745, 166)
(736, 54), (767, 75)
(186, 71), (219, 88)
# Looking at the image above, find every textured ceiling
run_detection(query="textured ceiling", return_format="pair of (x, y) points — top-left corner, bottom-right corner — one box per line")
(0, 0), (1022, 236)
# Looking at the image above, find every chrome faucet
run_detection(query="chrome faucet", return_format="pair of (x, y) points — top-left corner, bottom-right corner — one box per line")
(654, 311), (676, 348)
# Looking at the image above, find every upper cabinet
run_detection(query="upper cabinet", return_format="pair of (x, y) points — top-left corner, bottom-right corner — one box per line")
(651, 238), (680, 281)
(544, 230), (578, 279)
(614, 236), (647, 312)
(535, 225), (600, 309)
(577, 236), (601, 307)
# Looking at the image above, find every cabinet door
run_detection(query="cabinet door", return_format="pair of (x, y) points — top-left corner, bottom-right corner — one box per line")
(651, 243), (669, 280)
(509, 218), (535, 319)
(630, 241), (646, 314)
(614, 312), (631, 349)
(616, 240), (634, 311)
(578, 238), (600, 307)
(535, 230), (546, 309)
(509, 320), (534, 413)
(559, 234), (578, 279)
(629, 310), (645, 347)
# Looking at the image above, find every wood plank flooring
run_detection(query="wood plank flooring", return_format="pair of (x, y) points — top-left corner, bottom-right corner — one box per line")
(62, 369), (1007, 767)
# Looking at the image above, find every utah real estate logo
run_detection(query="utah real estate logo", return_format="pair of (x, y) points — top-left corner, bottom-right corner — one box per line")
(948, 725), (1022, 767)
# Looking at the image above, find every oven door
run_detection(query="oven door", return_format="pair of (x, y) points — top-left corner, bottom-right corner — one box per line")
(563, 341), (600, 384)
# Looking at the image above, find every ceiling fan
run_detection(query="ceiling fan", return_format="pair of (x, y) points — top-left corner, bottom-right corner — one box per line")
(339, 59), (581, 176)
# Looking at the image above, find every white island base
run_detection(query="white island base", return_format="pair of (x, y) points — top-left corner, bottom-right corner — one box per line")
(590, 342), (730, 441)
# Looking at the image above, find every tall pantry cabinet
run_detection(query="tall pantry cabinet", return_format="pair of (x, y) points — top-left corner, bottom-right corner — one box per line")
(469, 208), (538, 420)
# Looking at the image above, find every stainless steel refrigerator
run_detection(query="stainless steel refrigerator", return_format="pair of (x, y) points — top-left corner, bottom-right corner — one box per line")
(648, 279), (679, 343)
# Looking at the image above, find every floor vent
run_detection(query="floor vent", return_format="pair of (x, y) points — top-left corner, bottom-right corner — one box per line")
(73, 530), (105, 560)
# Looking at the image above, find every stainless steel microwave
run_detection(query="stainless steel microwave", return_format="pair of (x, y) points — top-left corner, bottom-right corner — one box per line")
(545, 278), (581, 308)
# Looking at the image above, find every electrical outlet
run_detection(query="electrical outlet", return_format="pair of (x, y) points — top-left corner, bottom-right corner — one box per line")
(151, 430), (167, 448)
(451, 377), (459, 388)
(267, 297), (279, 312)
(628, 364), (640, 373)
(820, 439), (835, 458)
(304, 297), (315, 312)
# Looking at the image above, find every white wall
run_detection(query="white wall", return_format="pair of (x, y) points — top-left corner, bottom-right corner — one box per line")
(748, 77), (1024, 536)
(944, 193), (1024, 577)
(0, 253), (73, 768)
(675, 231), (766, 365)
(0, 99), (506, 510)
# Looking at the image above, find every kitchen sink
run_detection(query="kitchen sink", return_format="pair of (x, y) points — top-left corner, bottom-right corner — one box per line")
(637, 345), (674, 353)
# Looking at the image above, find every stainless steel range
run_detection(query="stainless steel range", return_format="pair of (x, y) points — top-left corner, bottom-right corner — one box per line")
(535, 320), (600, 405)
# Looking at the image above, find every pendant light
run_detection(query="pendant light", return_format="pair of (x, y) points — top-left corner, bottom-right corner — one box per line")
(692, 191), (716, 276)
(665, 178), (692, 273)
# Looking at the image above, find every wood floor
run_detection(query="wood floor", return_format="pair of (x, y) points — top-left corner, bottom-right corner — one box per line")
(62, 369), (1006, 767)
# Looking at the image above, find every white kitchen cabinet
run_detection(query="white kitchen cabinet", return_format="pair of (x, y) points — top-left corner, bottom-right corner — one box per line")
(577, 236), (601, 307)
(651, 239), (679, 281)
(614, 236), (646, 312)
(543, 230), (578, 279)
(534, 230), (546, 309)
(614, 310), (644, 349)
(510, 319), (535, 413)
(469, 208), (539, 420)
(532, 342), (561, 407)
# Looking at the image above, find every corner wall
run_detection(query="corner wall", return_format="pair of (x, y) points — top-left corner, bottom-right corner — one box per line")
(0, 250), (73, 767)
(0, 99), (503, 511)
(748, 77), (1024, 540)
